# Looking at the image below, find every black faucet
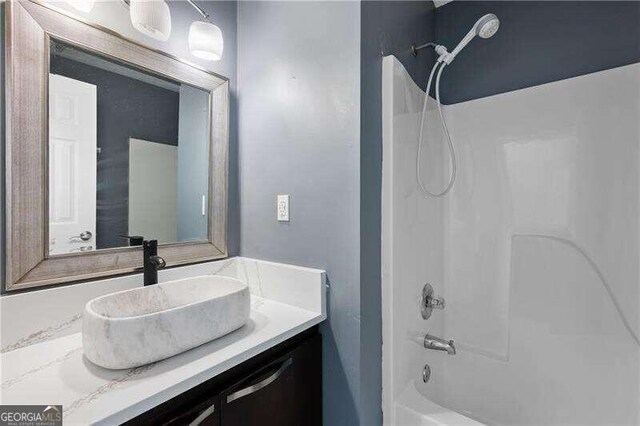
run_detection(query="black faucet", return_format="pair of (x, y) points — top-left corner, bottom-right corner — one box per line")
(143, 239), (166, 286)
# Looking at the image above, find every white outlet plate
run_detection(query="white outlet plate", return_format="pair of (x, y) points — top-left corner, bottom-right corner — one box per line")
(277, 194), (290, 222)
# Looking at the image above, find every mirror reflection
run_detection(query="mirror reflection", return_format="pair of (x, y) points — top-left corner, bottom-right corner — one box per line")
(48, 39), (211, 255)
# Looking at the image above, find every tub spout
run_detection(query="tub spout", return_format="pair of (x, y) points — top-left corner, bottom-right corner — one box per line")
(424, 334), (456, 355)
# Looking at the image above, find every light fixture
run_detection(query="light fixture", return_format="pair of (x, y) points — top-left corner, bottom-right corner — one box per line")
(189, 21), (223, 61)
(184, 0), (223, 61)
(123, 0), (223, 60)
(129, 0), (172, 42)
(66, 0), (95, 13)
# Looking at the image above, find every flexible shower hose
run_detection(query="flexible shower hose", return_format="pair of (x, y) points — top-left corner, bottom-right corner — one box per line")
(416, 61), (457, 197)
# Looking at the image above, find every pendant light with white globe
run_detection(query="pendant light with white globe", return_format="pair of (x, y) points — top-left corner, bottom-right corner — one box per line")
(187, 0), (223, 61)
(189, 21), (223, 61)
(129, 0), (172, 42)
(111, 0), (223, 61)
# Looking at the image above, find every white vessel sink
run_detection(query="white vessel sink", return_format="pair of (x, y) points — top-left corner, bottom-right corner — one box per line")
(82, 275), (250, 369)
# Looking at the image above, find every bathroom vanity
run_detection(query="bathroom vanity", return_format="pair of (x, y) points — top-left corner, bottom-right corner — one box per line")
(127, 328), (321, 425)
(0, 258), (326, 424)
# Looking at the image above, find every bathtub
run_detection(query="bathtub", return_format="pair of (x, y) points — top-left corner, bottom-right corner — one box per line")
(394, 381), (483, 426)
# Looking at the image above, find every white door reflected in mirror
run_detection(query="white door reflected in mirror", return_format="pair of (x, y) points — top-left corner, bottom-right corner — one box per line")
(48, 74), (97, 255)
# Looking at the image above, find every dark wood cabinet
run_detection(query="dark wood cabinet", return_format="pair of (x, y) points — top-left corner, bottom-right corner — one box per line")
(126, 328), (321, 426)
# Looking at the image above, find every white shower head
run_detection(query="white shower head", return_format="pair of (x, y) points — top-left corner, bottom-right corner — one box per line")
(476, 13), (500, 38)
(441, 13), (500, 64)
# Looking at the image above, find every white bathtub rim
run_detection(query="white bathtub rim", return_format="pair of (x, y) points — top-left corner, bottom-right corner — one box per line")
(394, 380), (484, 426)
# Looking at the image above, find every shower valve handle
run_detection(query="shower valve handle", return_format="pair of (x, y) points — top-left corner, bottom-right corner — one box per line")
(427, 295), (445, 310)
(421, 283), (445, 320)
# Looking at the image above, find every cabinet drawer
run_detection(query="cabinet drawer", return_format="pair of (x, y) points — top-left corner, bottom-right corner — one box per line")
(125, 329), (321, 426)
(220, 333), (321, 426)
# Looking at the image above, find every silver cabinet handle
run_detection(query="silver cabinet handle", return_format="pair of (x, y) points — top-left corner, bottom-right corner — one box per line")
(189, 403), (215, 426)
(226, 357), (292, 403)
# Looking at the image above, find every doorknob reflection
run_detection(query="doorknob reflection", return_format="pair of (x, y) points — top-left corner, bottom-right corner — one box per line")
(69, 231), (93, 242)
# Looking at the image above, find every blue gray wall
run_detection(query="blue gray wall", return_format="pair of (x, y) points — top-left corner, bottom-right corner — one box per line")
(435, 1), (640, 104)
(237, 2), (361, 424)
(360, 2), (436, 424)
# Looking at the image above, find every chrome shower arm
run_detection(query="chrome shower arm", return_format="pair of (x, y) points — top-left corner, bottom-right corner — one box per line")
(411, 42), (437, 57)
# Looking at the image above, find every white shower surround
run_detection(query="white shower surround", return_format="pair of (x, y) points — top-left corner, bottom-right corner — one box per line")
(382, 55), (639, 425)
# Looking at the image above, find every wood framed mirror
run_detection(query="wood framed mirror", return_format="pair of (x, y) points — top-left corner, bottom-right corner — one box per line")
(5, 0), (229, 291)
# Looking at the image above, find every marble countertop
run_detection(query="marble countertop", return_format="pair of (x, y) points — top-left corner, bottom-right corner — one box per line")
(0, 257), (326, 425)
(1, 296), (323, 425)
